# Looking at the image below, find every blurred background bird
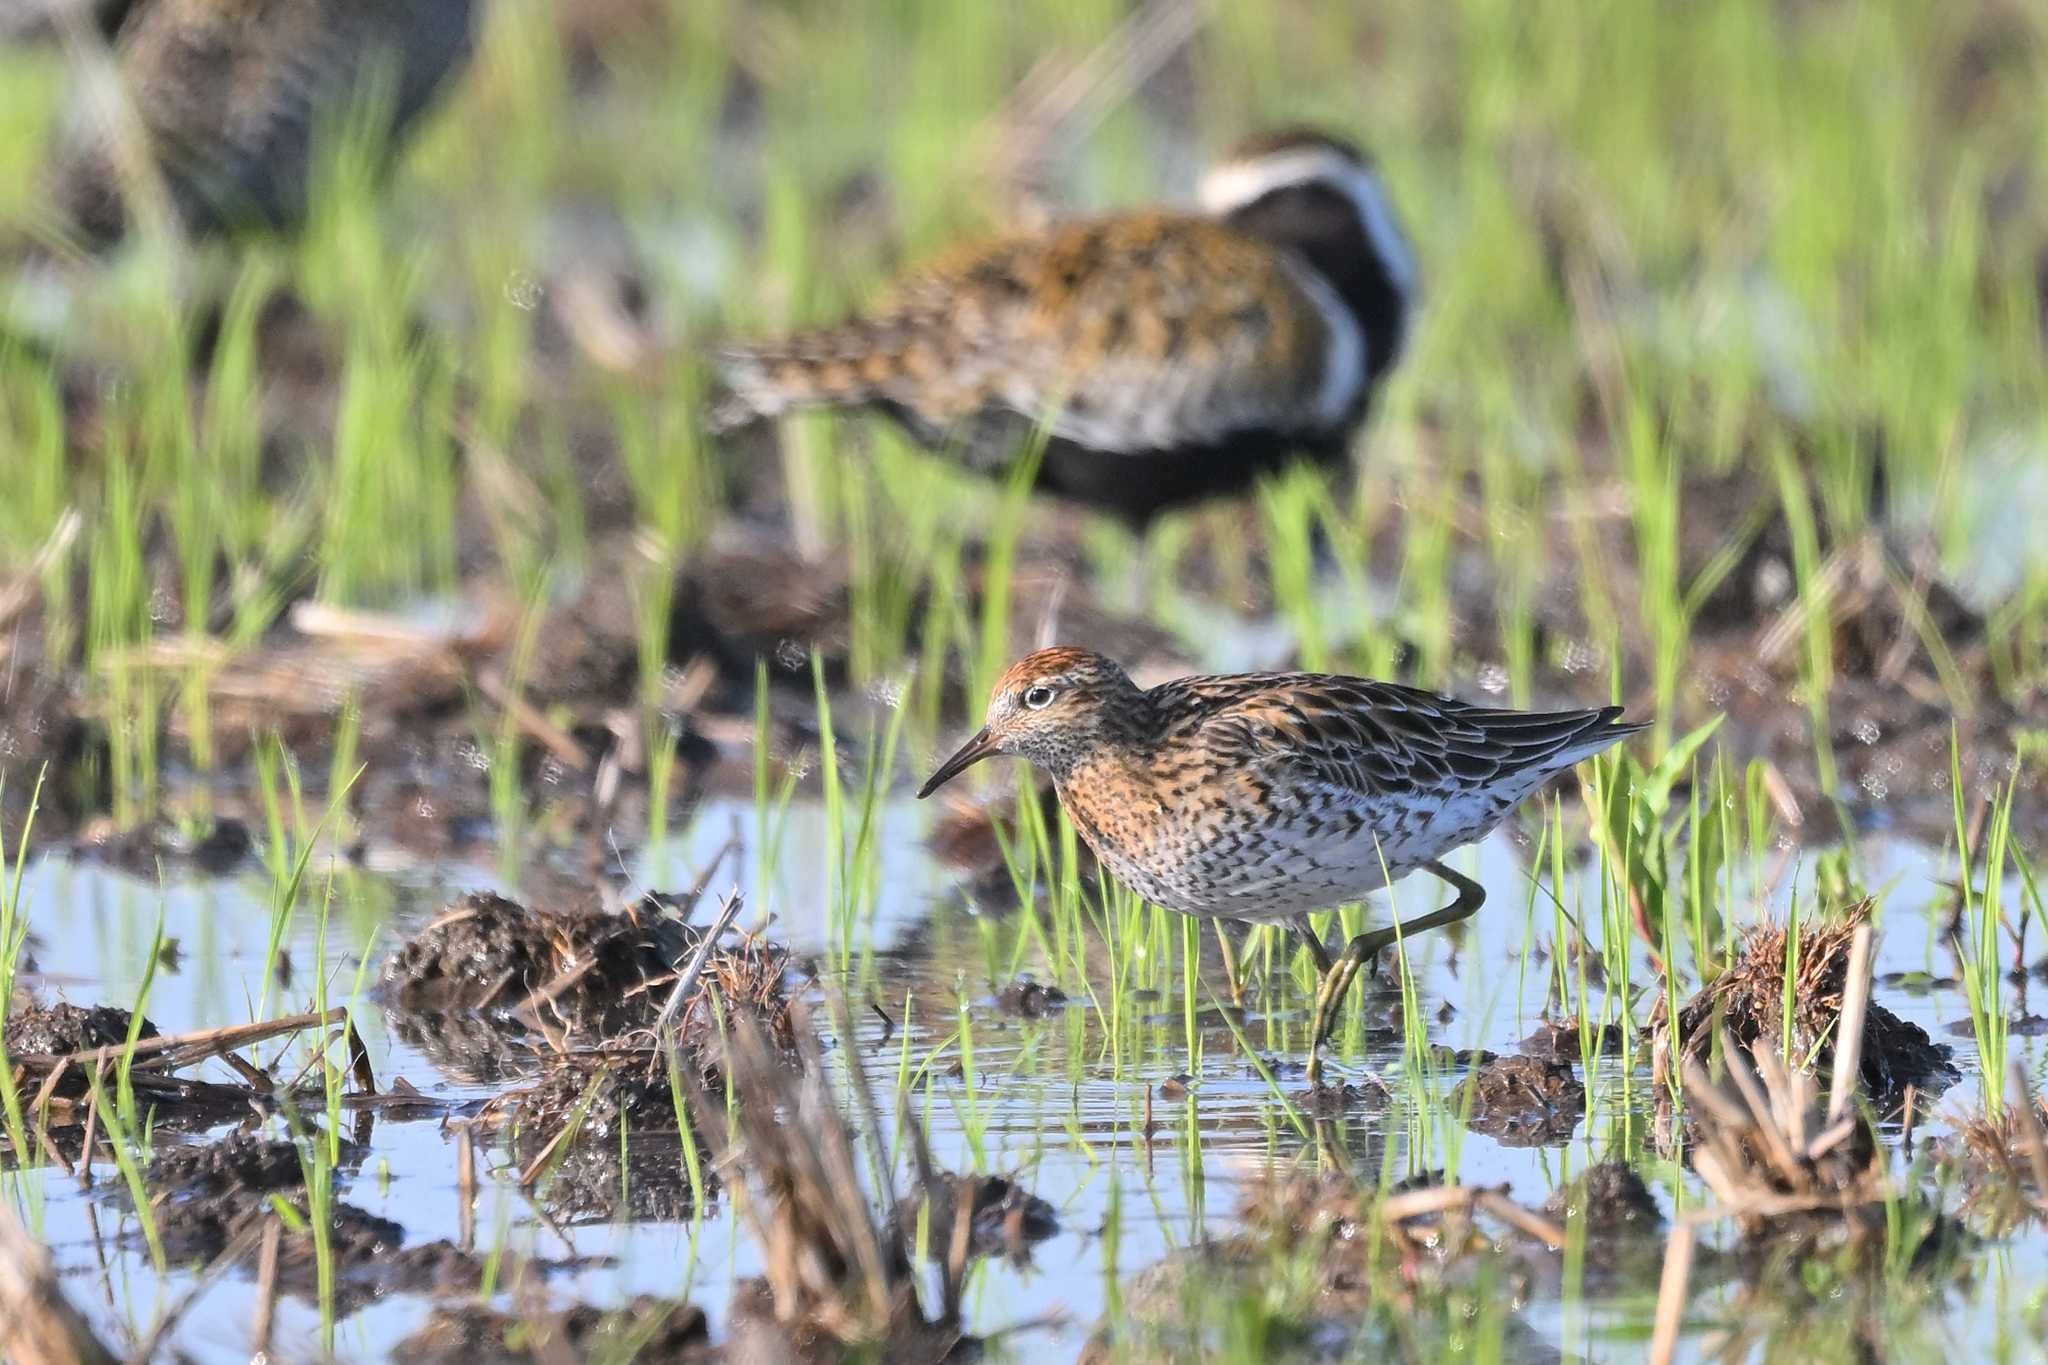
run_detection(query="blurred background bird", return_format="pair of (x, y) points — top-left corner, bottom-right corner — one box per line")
(711, 126), (1416, 529)
(34, 0), (475, 248)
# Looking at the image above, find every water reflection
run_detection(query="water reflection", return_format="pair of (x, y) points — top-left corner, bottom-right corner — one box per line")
(2, 807), (2033, 1360)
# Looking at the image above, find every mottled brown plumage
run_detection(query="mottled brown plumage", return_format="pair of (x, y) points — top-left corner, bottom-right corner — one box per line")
(713, 128), (1415, 526)
(918, 647), (1644, 1078)
(46, 0), (474, 244)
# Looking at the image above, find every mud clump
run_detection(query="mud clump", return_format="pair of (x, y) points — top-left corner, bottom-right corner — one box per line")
(1542, 1160), (1662, 1236)
(1656, 902), (1956, 1109)
(387, 1006), (540, 1086)
(380, 890), (796, 1054)
(1541, 1160), (1667, 1291)
(1519, 1019), (1624, 1063)
(535, 1138), (708, 1225)
(397, 1297), (712, 1364)
(153, 1188), (400, 1278)
(4, 1001), (158, 1056)
(404, 890), (801, 1229)
(482, 1052), (717, 1225)
(492, 1050), (699, 1139)
(1453, 1054), (1585, 1147)
(150, 1133), (305, 1195)
(368, 1240), (509, 1296)
(380, 891), (672, 1021)
(994, 979), (1068, 1019)
(139, 1131), (504, 1303)
(72, 815), (254, 876)
(899, 1172), (1058, 1261)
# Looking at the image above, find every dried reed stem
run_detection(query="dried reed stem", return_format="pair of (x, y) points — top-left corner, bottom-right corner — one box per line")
(1647, 1222), (1696, 1365)
(1826, 923), (1874, 1123)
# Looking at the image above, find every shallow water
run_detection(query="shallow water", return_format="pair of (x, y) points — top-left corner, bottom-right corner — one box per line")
(9, 794), (2042, 1361)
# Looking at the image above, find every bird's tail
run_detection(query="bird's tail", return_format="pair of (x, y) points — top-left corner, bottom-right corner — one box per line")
(1544, 706), (1649, 771)
(706, 318), (925, 433)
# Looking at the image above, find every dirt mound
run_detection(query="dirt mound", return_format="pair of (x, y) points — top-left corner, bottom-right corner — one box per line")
(898, 1172), (1058, 1262)
(396, 1298), (712, 1364)
(1657, 901), (1956, 1108)
(150, 1133), (305, 1196)
(1453, 1054), (1585, 1147)
(380, 890), (796, 1054)
(4, 1002), (158, 1056)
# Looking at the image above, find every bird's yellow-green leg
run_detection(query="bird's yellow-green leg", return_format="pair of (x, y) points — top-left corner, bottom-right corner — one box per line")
(1304, 861), (1486, 1084)
(1293, 914), (1334, 974)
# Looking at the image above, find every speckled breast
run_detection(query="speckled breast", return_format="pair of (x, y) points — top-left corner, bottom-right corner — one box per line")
(1057, 775), (1522, 923)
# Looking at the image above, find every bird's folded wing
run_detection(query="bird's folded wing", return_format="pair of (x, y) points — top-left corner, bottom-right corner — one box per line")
(723, 213), (1338, 454)
(1162, 673), (1616, 799)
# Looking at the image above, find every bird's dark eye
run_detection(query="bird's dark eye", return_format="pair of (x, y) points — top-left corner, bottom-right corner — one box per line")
(1023, 684), (1057, 710)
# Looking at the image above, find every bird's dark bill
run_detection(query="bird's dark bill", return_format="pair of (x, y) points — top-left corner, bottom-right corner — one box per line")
(916, 727), (998, 799)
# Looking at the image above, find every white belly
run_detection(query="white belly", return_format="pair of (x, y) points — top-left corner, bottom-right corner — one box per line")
(1092, 785), (1518, 924)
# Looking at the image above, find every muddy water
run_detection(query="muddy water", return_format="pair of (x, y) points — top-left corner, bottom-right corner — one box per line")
(11, 797), (2041, 1361)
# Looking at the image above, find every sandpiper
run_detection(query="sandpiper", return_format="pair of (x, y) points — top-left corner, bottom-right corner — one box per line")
(711, 127), (1415, 527)
(916, 647), (1644, 1080)
(45, 0), (475, 246)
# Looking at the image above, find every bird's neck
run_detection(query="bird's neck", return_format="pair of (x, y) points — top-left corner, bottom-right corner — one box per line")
(1050, 721), (1159, 797)
(1037, 689), (1160, 787)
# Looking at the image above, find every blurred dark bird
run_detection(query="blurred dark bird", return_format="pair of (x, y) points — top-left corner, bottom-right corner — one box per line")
(0, 0), (128, 43)
(711, 127), (1417, 528)
(39, 0), (475, 246)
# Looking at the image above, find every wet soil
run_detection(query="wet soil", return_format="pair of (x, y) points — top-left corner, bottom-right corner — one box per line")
(380, 888), (798, 1059)
(1539, 1160), (1669, 1290)
(150, 1189), (400, 1279)
(1451, 1053), (1586, 1147)
(379, 891), (804, 1222)
(1518, 1019), (1626, 1063)
(136, 1127), (561, 1308)
(4, 1000), (157, 1056)
(1541, 1159), (1662, 1237)
(992, 979), (1068, 1020)
(396, 1297), (714, 1364)
(898, 1172), (1059, 1262)
(1657, 902), (1959, 1109)
(149, 1132), (306, 1195)
(379, 889), (700, 1021)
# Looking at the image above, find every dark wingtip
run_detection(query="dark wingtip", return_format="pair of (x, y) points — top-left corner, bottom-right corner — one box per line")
(1585, 707), (1652, 754)
(1598, 706), (1653, 736)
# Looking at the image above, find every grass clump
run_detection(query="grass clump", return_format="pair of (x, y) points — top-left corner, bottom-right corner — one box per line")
(1656, 900), (1956, 1110)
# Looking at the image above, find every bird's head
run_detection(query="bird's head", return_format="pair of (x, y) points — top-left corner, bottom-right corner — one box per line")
(916, 647), (1142, 796)
(1199, 126), (1418, 364)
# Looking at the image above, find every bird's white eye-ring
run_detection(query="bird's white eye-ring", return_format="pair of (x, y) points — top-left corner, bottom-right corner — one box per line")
(1023, 684), (1057, 710)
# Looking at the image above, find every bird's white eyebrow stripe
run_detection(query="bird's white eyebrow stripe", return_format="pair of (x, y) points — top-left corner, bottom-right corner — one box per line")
(1200, 149), (1361, 214)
